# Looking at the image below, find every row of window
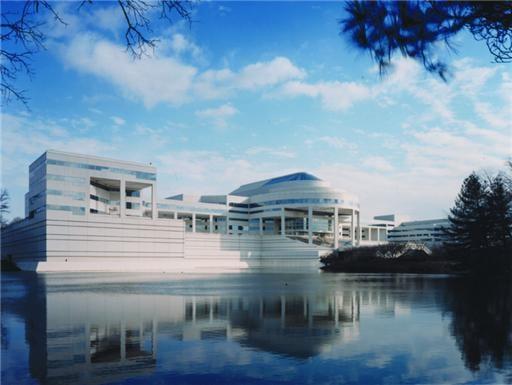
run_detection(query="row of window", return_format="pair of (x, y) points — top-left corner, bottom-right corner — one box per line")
(249, 198), (358, 208)
(228, 209), (248, 214)
(156, 203), (225, 215)
(391, 227), (447, 233)
(47, 204), (86, 215)
(47, 159), (156, 181)
(48, 189), (86, 201)
(47, 174), (86, 185)
(29, 189), (86, 205)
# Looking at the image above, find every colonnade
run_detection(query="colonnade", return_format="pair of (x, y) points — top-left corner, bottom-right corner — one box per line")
(271, 207), (362, 247)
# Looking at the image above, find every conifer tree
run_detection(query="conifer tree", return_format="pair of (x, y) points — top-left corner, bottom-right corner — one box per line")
(446, 173), (489, 250)
(486, 175), (512, 249)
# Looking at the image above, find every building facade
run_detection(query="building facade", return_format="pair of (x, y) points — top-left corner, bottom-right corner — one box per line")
(387, 218), (450, 247)
(2, 150), (388, 272)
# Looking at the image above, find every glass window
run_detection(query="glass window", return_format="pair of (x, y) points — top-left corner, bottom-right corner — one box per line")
(47, 174), (86, 185)
(47, 189), (85, 201)
(47, 204), (85, 215)
(47, 159), (156, 181)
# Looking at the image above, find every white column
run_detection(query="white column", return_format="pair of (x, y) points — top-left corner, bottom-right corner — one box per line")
(334, 207), (339, 249)
(308, 207), (313, 244)
(151, 184), (157, 220)
(351, 209), (355, 245)
(280, 208), (285, 236)
(259, 217), (263, 235)
(174, 211), (178, 219)
(120, 179), (126, 218)
(209, 214), (213, 233)
(357, 210), (361, 245)
(192, 213), (196, 233)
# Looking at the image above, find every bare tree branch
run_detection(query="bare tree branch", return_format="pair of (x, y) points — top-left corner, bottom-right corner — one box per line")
(1, 0), (194, 106)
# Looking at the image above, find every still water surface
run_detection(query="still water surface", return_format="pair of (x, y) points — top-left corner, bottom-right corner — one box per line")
(1, 272), (511, 385)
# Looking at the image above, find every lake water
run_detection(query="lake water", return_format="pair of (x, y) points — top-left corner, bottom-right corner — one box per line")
(1, 271), (511, 385)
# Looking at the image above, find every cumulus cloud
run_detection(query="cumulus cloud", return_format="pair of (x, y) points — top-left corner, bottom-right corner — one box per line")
(280, 80), (371, 111)
(362, 156), (394, 172)
(61, 35), (305, 107)
(62, 34), (198, 107)
(156, 150), (296, 196)
(195, 103), (238, 128)
(168, 33), (204, 61)
(193, 57), (305, 99)
(245, 146), (296, 158)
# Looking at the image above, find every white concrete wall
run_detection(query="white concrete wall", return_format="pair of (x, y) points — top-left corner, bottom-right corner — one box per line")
(1, 217), (47, 263)
(3, 216), (329, 272)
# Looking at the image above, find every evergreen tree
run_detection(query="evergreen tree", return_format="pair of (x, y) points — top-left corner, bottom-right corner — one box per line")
(446, 173), (489, 251)
(0, 189), (9, 227)
(486, 175), (512, 249)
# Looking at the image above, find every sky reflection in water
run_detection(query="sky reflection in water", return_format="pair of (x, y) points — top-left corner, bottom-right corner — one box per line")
(1, 272), (511, 385)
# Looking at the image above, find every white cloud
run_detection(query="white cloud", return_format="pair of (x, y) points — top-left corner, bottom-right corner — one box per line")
(134, 124), (169, 146)
(194, 57), (305, 100)
(280, 80), (371, 111)
(92, 6), (125, 36)
(473, 101), (510, 129)
(195, 103), (238, 128)
(236, 57), (305, 89)
(168, 33), (204, 61)
(362, 156), (394, 172)
(61, 36), (304, 107)
(305, 136), (357, 151)
(310, 119), (509, 220)
(63, 34), (198, 107)
(156, 150), (296, 197)
(245, 146), (296, 158)
(111, 116), (125, 125)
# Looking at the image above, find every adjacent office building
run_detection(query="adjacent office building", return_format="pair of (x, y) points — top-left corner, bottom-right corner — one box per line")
(2, 150), (388, 271)
(387, 218), (451, 247)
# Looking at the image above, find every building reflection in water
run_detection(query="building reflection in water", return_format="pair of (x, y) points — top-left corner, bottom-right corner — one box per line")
(14, 275), (378, 384)
(4, 273), (510, 385)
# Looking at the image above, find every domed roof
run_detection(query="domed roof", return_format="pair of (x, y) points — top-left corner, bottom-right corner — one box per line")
(230, 172), (322, 197)
(263, 172), (320, 186)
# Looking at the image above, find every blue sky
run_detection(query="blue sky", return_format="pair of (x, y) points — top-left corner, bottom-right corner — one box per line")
(1, 1), (511, 221)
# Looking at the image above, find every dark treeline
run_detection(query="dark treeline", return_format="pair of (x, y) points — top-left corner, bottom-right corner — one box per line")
(442, 277), (512, 374)
(322, 165), (512, 275)
(444, 170), (512, 274)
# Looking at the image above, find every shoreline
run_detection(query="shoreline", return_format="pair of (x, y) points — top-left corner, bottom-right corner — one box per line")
(320, 244), (511, 275)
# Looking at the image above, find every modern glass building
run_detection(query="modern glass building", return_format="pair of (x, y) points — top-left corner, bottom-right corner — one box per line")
(387, 219), (450, 246)
(2, 150), (388, 271)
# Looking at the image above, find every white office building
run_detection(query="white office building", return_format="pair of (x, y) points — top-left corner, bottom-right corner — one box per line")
(2, 150), (388, 272)
(387, 218), (451, 247)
